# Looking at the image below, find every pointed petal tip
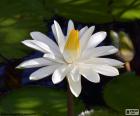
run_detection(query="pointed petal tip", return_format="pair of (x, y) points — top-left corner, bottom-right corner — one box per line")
(30, 31), (38, 36)
(16, 65), (25, 69)
(71, 90), (80, 97)
(120, 62), (125, 66)
(52, 80), (57, 84)
(90, 26), (95, 30)
(30, 31), (35, 34)
(52, 77), (60, 84)
(29, 76), (37, 81)
(110, 46), (119, 53)
(74, 94), (79, 97)
(21, 40), (25, 43)
(93, 79), (100, 83)
(117, 65), (124, 68)
(54, 20), (58, 26)
(103, 31), (107, 36)
(68, 19), (73, 23)
(54, 20), (57, 24)
(21, 40), (28, 44)
(114, 47), (119, 52)
(16, 65), (22, 69)
(112, 69), (119, 76)
(116, 71), (119, 75)
(70, 86), (81, 97)
(95, 31), (107, 39)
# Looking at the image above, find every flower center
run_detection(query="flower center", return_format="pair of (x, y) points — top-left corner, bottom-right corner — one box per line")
(63, 29), (80, 63)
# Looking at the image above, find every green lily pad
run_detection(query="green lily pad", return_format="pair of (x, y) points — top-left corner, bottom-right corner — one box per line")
(0, 17), (46, 61)
(91, 107), (121, 116)
(1, 0), (140, 24)
(0, 0), (52, 62)
(111, 0), (140, 21)
(44, 0), (140, 23)
(103, 72), (140, 114)
(45, 0), (113, 23)
(0, 86), (84, 116)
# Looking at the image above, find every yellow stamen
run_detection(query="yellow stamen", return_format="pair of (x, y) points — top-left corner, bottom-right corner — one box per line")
(65, 29), (80, 53)
(63, 29), (80, 63)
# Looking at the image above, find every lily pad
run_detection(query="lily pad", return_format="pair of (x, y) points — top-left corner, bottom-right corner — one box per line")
(91, 107), (121, 116)
(103, 72), (140, 114)
(0, 17), (46, 61)
(0, 86), (84, 116)
(45, 0), (140, 23)
(0, 0), (52, 62)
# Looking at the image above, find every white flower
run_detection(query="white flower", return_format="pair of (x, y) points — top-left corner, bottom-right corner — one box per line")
(17, 20), (124, 97)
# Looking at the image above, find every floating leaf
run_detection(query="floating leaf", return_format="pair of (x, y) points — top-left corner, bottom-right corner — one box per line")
(103, 72), (140, 114)
(0, 0), (53, 63)
(111, 0), (140, 21)
(91, 107), (120, 116)
(0, 86), (84, 116)
(45, 0), (113, 23)
(45, 0), (140, 23)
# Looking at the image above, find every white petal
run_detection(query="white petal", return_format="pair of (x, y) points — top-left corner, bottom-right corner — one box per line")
(70, 66), (80, 82)
(22, 40), (54, 54)
(16, 58), (54, 68)
(92, 65), (119, 76)
(86, 31), (107, 49)
(54, 20), (65, 53)
(43, 53), (65, 63)
(79, 26), (88, 38)
(84, 58), (124, 67)
(30, 65), (60, 80)
(82, 46), (118, 59)
(67, 20), (74, 37)
(22, 40), (46, 53)
(79, 67), (100, 83)
(52, 65), (70, 84)
(51, 24), (57, 40)
(30, 31), (61, 57)
(67, 74), (81, 97)
(80, 26), (95, 51)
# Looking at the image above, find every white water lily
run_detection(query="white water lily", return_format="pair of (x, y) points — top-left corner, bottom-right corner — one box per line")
(17, 20), (123, 97)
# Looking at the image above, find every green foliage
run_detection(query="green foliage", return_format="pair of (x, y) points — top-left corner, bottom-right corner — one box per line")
(103, 72), (140, 114)
(0, 0), (140, 62)
(91, 107), (121, 116)
(46, 0), (113, 23)
(45, 0), (140, 23)
(111, 0), (140, 21)
(0, 0), (140, 24)
(0, 17), (46, 61)
(0, 86), (84, 116)
(0, 0), (52, 62)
